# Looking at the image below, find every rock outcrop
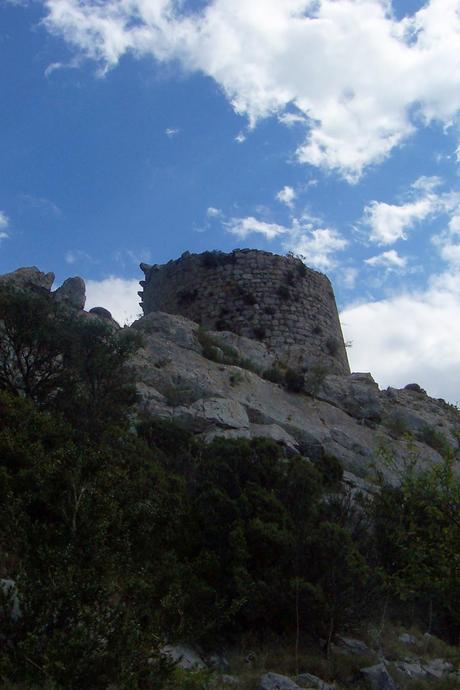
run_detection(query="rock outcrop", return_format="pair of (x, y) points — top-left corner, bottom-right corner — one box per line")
(0, 266), (55, 291)
(1, 263), (459, 483)
(131, 310), (460, 482)
(54, 276), (86, 310)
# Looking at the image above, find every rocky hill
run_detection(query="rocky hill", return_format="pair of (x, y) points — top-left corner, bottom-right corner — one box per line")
(3, 262), (459, 490)
(2, 263), (460, 690)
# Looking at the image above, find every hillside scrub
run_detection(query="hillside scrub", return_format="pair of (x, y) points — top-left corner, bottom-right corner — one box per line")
(1, 285), (460, 687)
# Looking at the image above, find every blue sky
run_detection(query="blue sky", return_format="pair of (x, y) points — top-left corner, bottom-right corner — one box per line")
(1, 0), (460, 401)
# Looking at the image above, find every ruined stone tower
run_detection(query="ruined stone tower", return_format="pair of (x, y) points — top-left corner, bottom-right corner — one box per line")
(139, 249), (350, 375)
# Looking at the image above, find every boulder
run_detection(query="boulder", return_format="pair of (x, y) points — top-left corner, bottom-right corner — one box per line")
(259, 673), (302, 690)
(423, 658), (453, 678)
(318, 374), (382, 422)
(336, 635), (371, 654)
(89, 306), (113, 320)
(162, 644), (205, 670)
(54, 277), (86, 310)
(398, 633), (417, 645)
(360, 663), (398, 690)
(249, 423), (298, 451)
(395, 661), (425, 679)
(296, 671), (334, 689)
(132, 311), (201, 353)
(188, 398), (249, 429)
(0, 266), (54, 291)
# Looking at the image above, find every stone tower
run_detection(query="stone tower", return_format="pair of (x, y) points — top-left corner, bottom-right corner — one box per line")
(139, 249), (350, 375)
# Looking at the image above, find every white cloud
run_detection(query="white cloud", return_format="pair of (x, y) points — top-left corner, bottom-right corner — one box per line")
(234, 132), (246, 143)
(365, 249), (407, 269)
(278, 112), (307, 127)
(0, 211), (9, 229)
(276, 185), (296, 208)
(288, 227), (347, 270)
(341, 269), (460, 403)
(43, 0), (460, 180)
(362, 176), (460, 245)
(85, 277), (141, 325)
(207, 206), (221, 218)
(364, 198), (435, 245)
(226, 214), (347, 269)
(226, 216), (288, 241)
(165, 127), (180, 137)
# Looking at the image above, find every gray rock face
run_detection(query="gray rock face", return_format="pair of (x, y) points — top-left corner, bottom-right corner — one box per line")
(89, 306), (113, 320)
(0, 266), (54, 291)
(162, 644), (205, 670)
(54, 277), (86, 310)
(423, 658), (453, 678)
(0, 578), (21, 621)
(259, 673), (302, 690)
(336, 635), (371, 654)
(296, 671), (334, 689)
(130, 310), (460, 479)
(360, 663), (398, 690)
(398, 633), (417, 645)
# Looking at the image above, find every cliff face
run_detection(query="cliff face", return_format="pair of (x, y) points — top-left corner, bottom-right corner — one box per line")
(131, 309), (460, 487)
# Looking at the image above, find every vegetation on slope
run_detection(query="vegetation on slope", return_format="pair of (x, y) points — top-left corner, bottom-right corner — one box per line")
(1, 285), (460, 688)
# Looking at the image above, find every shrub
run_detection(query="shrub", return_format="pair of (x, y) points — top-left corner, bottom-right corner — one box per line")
(253, 326), (266, 340)
(263, 367), (285, 385)
(385, 412), (410, 438)
(418, 425), (451, 456)
(325, 336), (339, 356)
(313, 453), (343, 488)
(284, 368), (305, 393)
(304, 364), (328, 398)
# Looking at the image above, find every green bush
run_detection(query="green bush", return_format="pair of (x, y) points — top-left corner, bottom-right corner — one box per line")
(418, 424), (451, 456)
(284, 368), (305, 393)
(263, 367), (285, 385)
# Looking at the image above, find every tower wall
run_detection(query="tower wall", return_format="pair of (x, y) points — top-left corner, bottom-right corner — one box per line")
(139, 249), (350, 375)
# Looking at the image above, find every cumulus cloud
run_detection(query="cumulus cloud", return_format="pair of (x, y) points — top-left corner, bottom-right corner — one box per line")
(43, 0), (460, 180)
(165, 127), (180, 138)
(226, 216), (288, 241)
(341, 269), (460, 403)
(363, 176), (460, 245)
(288, 227), (347, 270)
(363, 198), (436, 245)
(276, 185), (296, 208)
(207, 206), (221, 218)
(85, 277), (141, 325)
(365, 249), (407, 269)
(226, 214), (346, 269)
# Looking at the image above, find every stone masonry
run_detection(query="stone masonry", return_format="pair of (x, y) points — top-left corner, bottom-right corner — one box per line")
(139, 249), (350, 375)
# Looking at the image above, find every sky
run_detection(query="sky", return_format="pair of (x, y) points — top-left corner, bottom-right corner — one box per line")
(1, 0), (460, 402)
